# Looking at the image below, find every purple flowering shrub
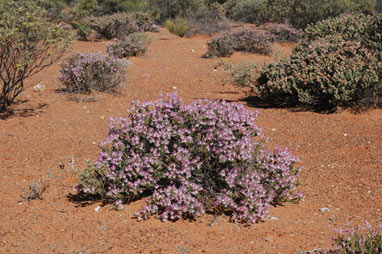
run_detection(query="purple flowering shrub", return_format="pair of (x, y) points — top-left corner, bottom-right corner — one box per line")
(75, 93), (302, 224)
(263, 23), (302, 43)
(205, 28), (274, 58)
(107, 33), (151, 58)
(324, 222), (382, 254)
(59, 52), (128, 93)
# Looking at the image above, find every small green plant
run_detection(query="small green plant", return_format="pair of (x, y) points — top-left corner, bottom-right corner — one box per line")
(21, 180), (50, 201)
(107, 33), (151, 58)
(59, 52), (129, 94)
(164, 17), (191, 37)
(76, 22), (93, 41)
(215, 60), (259, 88)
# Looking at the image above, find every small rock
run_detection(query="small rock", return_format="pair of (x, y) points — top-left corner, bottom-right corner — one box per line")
(265, 237), (274, 242)
(320, 207), (330, 212)
(271, 128), (277, 132)
(95, 206), (101, 212)
(270, 216), (279, 220)
(343, 133), (348, 137)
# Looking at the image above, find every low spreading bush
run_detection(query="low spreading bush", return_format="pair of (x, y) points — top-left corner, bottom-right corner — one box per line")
(58, 52), (128, 93)
(215, 60), (259, 88)
(86, 12), (159, 39)
(206, 28), (274, 58)
(255, 35), (382, 110)
(263, 23), (302, 43)
(74, 93), (302, 224)
(164, 17), (190, 37)
(325, 222), (382, 254)
(107, 33), (151, 58)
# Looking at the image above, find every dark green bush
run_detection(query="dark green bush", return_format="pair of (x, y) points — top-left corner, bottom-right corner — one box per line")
(148, 0), (203, 22)
(303, 13), (382, 52)
(224, 0), (377, 29)
(72, 0), (147, 17)
(255, 35), (382, 110)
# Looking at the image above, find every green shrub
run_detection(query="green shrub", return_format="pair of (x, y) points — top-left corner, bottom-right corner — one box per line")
(107, 33), (151, 57)
(303, 13), (382, 52)
(230, 0), (269, 24)
(255, 35), (382, 110)
(58, 53), (128, 93)
(206, 33), (235, 57)
(72, 0), (148, 17)
(0, 0), (72, 112)
(76, 21), (93, 41)
(148, 0), (203, 22)
(164, 17), (190, 37)
(224, 0), (377, 29)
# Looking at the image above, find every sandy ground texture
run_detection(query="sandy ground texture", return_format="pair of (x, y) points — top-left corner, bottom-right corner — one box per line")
(0, 28), (381, 254)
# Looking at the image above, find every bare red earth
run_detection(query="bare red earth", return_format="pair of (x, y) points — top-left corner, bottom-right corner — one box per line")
(0, 29), (381, 254)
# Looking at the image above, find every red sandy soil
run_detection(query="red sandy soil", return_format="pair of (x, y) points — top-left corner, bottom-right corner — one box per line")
(0, 28), (381, 254)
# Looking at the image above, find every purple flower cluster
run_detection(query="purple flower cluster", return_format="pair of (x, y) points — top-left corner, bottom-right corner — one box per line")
(58, 52), (128, 93)
(263, 23), (302, 43)
(206, 28), (275, 58)
(325, 222), (382, 253)
(75, 93), (302, 224)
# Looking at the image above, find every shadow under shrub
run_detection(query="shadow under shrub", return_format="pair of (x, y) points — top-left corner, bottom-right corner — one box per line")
(74, 93), (302, 224)
(58, 52), (128, 93)
(107, 33), (151, 58)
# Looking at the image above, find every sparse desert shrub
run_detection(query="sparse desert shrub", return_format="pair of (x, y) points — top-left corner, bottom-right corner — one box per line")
(215, 60), (258, 88)
(0, 0), (71, 112)
(148, 0), (203, 22)
(206, 33), (235, 57)
(255, 35), (382, 110)
(74, 93), (302, 224)
(205, 28), (274, 57)
(325, 222), (382, 254)
(58, 52), (128, 93)
(263, 23), (302, 42)
(131, 12), (161, 32)
(21, 180), (50, 201)
(164, 17), (191, 37)
(86, 13), (140, 39)
(107, 33), (151, 58)
(229, 0), (269, 24)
